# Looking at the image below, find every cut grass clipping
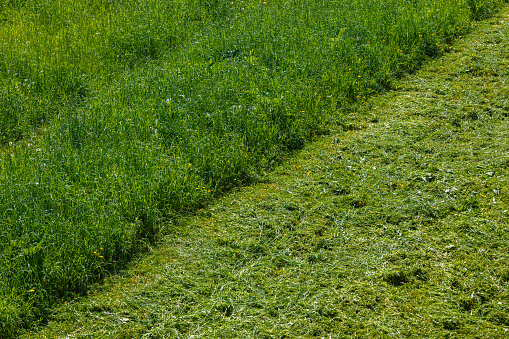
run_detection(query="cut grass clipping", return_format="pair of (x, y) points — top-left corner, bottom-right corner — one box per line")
(0, 0), (508, 337)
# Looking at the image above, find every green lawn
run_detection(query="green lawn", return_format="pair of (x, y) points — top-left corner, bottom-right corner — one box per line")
(19, 3), (509, 338)
(1, 0), (508, 337)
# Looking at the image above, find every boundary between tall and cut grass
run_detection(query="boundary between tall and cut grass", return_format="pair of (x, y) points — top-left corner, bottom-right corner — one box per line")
(0, 0), (507, 337)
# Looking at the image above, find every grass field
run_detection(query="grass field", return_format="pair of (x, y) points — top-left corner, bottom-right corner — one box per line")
(0, 0), (507, 337)
(21, 4), (509, 338)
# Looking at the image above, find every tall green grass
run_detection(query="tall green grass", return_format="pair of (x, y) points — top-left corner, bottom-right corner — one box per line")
(0, 0), (505, 336)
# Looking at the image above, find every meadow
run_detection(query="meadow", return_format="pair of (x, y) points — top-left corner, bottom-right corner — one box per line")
(0, 0), (505, 336)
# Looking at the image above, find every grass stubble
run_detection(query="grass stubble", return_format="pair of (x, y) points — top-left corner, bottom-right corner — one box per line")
(19, 4), (509, 339)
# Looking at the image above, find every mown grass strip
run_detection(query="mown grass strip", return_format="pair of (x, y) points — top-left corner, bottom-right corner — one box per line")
(20, 4), (509, 339)
(0, 0), (507, 336)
